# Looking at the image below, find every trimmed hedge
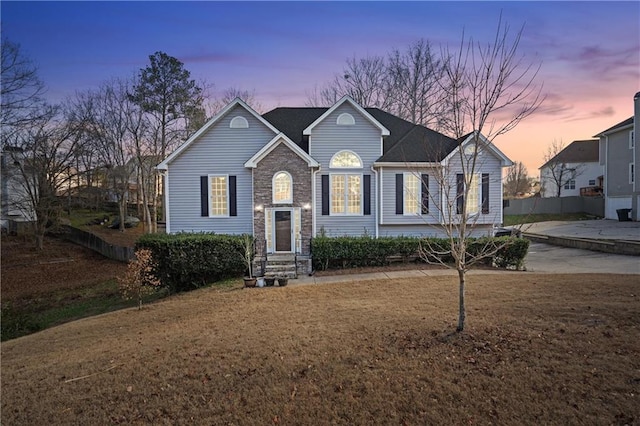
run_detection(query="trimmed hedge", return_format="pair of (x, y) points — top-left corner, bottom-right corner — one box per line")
(136, 233), (247, 293)
(311, 236), (529, 271)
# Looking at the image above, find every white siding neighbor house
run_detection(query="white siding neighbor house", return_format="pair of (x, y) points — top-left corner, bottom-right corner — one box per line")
(539, 139), (603, 198)
(157, 96), (513, 275)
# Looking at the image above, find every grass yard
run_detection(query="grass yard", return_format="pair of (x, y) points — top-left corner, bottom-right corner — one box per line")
(503, 212), (598, 226)
(2, 273), (639, 425)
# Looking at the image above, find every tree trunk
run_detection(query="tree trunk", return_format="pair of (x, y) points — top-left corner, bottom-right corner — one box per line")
(456, 268), (466, 332)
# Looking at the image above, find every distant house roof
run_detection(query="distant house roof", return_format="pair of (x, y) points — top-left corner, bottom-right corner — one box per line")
(262, 106), (459, 163)
(539, 139), (599, 169)
(594, 116), (633, 137)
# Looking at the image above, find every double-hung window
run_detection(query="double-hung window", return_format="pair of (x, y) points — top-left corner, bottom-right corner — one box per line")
(210, 175), (228, 216)
(403, 173), (421, 215)
(329, 150), (363, 215)
(331, 174), (361, 214)
(201, 175), (236, 217)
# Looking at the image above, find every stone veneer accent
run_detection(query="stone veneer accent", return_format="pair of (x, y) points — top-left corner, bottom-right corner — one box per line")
(253, 142), (314, 272)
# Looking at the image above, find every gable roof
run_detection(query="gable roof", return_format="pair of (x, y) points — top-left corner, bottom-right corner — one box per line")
(594, 117), (633, 137)
(302, 95), (390, 136)
(262, 105), (461, 163)
(157, 98), (279, 170)
(539, 139), (600, 169)
(441, 132), (513, 167)
(244, 133), (319, 168)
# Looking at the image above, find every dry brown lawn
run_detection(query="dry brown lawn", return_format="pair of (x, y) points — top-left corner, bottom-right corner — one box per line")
(2, 273), (639, 425)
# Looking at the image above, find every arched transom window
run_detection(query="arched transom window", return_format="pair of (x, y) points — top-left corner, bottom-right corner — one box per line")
(230, 116), (249, 128)
(336, 112), (355, 125)
(330, 150), (362, 168)
(273, 171), (292, 203)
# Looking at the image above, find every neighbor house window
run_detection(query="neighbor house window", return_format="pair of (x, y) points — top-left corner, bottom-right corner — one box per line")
(230, 116), (249, 128)
(273, 171), (292, 203)
(630, 130), (635, 149)
(330, 150), (362, 168)
(588, 179), (596, 186)
(564, 180), (576, 190)
(331, 174), (361, 214)
(630, 163), (635, 184)
(210, 175), (228, 216)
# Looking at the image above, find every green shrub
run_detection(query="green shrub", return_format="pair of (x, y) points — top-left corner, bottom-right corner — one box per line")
(136, 233), (247, 293)
(311, 235), (529, 271)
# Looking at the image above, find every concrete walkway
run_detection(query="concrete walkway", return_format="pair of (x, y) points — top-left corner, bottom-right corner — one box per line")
(293, 220), (640, 285)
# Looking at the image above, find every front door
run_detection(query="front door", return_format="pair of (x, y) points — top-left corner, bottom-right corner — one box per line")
(274, 210), (292, 252)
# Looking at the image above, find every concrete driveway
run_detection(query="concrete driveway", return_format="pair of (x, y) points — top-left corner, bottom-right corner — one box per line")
(524, 242), (640, 274)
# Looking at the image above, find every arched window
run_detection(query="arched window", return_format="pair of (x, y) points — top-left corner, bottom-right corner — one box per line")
(230, 116), (249, 129)
(273, 171), (292, 203)
(336, 113), (355, 125)
(330, 150), (362, 168)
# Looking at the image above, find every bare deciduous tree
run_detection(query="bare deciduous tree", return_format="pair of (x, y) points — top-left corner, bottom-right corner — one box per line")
(386, 39), (450, 129)
(418, 16), (543, 332)
(1, 38), (47, 144)
(504, 161), (531, 198)
(6, 103), (88, 249)
(540, 139), (583, 197)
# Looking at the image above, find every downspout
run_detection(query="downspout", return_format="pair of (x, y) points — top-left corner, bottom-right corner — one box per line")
(159, 169), (170, 234)
(312, 167), (321, 237)
(370, 166), (379, 238)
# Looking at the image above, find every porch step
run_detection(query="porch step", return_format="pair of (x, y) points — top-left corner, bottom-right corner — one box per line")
(264, 257), (297, 279)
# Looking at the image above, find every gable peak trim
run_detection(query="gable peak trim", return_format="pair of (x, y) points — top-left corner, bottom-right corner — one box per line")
(244, 133), (319, 168)
(302, 95), (390, 136)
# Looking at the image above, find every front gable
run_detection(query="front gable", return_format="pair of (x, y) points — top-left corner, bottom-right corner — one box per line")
(157, 98), (278, 170)
(303, 95), (389, 137)
(443, 133), (513, 168)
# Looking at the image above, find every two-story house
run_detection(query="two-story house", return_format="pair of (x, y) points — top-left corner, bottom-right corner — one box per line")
(594, 92), (638, 221)
(539, 139), (603, 198)
(157, 96), (513, 275)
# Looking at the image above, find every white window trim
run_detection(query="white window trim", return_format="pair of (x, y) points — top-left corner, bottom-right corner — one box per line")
(208, 174), (230, 218)
(272, 171), (293, 204)
(230, 116), (249, 129)
(336, 112), (355, 125)
(403, 172), (422, 216)
(329, 150), (363, 169)
(330, 172), (363, 216)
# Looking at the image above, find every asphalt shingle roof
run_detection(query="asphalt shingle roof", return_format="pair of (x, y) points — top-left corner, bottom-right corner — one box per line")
(594, 117), (633, 136)
(539, 139), (600, 169)
(261, 107), (459, 162)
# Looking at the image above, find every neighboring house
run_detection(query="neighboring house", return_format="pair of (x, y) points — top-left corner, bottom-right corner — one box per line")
(594, 92), (638, 221)
(539, 140), (603, 198)
(1, 146), (35, 231)
(157, 96), (513, 275)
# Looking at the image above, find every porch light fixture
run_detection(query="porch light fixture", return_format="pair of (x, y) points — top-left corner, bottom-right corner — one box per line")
(255, 204), (263, 212)
(303, 203), (311, 211)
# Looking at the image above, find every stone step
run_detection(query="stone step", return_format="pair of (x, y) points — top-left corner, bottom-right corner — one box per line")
(263, 270), (297, 279)
(265, 264), (296, 272)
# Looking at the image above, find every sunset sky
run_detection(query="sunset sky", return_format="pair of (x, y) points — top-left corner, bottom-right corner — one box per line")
(2, 1), (638, 176)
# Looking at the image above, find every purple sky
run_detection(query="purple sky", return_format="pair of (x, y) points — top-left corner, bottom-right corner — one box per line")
(2, 1), (639, 174)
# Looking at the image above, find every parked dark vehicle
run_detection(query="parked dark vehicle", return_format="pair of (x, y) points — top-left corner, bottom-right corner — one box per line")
(494, 227), (522, 238)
